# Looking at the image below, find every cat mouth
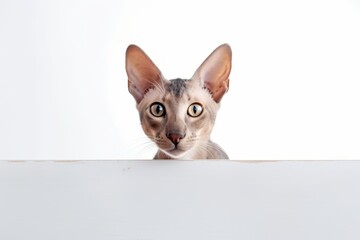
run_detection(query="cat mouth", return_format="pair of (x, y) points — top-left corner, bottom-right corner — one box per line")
(168, 144), (182, 152)
(169, 148), (184, 154)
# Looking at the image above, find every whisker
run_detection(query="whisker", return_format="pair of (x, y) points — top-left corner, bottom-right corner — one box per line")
(142, 76), (166, 95)
(127, 135), (158, 158)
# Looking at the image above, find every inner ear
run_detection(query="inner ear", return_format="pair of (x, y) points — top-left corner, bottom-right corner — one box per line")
(126, 45), (164, 104)
(192, 44), (232, 103)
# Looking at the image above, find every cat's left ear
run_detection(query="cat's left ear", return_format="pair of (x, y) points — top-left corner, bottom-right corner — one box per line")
(126, 44), (164, 104)
(192, 44), (232, 103)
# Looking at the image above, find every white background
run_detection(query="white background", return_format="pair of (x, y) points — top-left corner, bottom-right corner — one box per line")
(1, 0), (360, 160)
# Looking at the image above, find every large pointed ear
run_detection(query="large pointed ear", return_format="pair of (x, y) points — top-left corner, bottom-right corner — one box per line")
(126, 45), (164, 104)
(192, 44), (232, 103)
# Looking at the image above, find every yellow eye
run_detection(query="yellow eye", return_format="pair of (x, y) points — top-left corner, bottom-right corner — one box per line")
(150, 102), (165, 117)
(188, 103), (203, 117)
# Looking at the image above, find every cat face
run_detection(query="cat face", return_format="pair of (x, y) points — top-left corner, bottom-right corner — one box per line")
(137, 78), (220, 158)
(126, 44), (231, 158)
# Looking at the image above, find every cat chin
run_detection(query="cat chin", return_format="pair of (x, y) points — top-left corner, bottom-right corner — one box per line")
(159, 148), (191, 159)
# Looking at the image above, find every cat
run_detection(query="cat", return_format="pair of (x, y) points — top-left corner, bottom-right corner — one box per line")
(126, 44), (232, 159)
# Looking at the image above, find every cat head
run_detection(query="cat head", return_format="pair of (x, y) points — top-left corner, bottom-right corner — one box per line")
(126, 44), (232, 159)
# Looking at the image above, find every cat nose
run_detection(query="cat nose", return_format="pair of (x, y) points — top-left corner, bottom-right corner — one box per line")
(166, 132), (185, 145)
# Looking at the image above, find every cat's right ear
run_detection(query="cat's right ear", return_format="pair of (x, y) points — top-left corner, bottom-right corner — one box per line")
(192, 44), (232, 103)
(126, 45), (163, 104)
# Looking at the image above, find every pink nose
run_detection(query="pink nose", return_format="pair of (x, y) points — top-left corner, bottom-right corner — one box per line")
(167, 133), (185, 145)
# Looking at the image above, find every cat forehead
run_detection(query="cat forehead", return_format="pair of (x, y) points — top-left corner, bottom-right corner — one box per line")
(165, 78), (189, 97)
(163, 78), (213, 103)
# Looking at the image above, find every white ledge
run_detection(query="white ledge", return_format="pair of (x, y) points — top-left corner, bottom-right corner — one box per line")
(1, 160), (359, 240)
